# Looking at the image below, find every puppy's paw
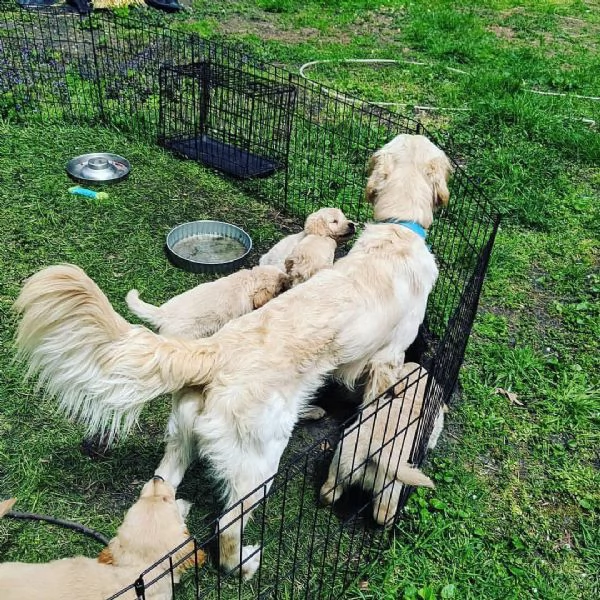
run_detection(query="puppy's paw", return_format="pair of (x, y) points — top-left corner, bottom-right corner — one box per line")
(299, 406), (327, 421)
(373, 501), (398, 528)
(319, 482), (343, 506)
(240, 544), (261, 581)
(374, 511), (397, 528)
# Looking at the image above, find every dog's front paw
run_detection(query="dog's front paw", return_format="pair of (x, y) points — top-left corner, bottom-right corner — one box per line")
(299, 406), (327, 421)
(319, 481), (343, 506)
(240, 544), (261, 580)
(373, 498), (398, 528)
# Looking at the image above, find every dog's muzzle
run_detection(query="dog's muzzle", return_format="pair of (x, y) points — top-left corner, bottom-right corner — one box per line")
(340, 222), (356, 240)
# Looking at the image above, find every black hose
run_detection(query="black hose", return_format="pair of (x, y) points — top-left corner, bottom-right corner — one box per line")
(5, 511), (110, 546)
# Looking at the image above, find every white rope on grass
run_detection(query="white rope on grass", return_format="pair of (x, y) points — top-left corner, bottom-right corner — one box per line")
(522, 88), (600, 101)
(298, 58), (469, 77)
(297, 58), (598, 124)
(298, 58), (470, 112)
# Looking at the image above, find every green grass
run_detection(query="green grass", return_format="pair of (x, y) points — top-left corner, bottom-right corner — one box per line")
(0, 121), (283, 551)
(0, 121), (368, 599)
(1, 1), (600, 599)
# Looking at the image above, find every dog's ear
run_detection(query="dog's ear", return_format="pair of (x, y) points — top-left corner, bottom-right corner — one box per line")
(98, 537), (121, 564)
(176, 498), (193, 520)
(97, 546), (115, 564)
(0, 498), (16, 518)
(304, 213), (329, 236)
(284, 257), (294, 275)
(426, 156), (452, 207)
(253, 272), (290, 308)
(365, 151), (394, 204)
(175, 547), (207, 575)
(253, 286), (275, 309)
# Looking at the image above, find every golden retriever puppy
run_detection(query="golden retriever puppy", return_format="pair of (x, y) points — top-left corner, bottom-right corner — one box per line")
(0, 478), (204, 600)
(320, 362), (444, 527)
(14, 133), (452, 580)
(284, 234), (337, 287)
(125, 265), (290, 338)
(259, 207), (355, 272)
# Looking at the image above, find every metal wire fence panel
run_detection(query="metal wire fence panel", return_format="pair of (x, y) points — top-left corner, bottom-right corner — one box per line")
(0, 5), (102, 123)
(0, 3), (499, 599)
(158, 62), (296, 179)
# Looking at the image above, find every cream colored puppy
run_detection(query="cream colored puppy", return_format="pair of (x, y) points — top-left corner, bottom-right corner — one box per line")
(284, 234), (337, 287)
(14, 133), (452, 579)
(126, 265), (290, 338)
(259, 207), (355, 273)
(320, 363), (444, 527)
(0, 478), (204, 600)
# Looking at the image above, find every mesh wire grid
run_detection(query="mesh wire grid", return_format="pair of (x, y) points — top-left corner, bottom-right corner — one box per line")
(0, 3), (500, 599)
(158, 61), (296, 178)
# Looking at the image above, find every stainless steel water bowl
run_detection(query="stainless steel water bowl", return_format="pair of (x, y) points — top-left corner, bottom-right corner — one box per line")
(165, 220), (252, 274)
(66, 153), (131, 183)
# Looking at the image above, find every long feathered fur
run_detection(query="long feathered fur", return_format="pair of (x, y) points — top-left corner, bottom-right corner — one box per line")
(13, 264), (215, 443)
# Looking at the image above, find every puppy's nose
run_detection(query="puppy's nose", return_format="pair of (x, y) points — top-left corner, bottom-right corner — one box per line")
(153, 475), (165, 482)
(348, 222), (356, 232)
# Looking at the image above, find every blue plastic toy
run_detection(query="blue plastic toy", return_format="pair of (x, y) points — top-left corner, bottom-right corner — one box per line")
(69, 186), (109, 200)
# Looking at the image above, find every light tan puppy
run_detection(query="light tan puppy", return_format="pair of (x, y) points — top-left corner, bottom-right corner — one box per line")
(320, 363), (444, 527)
(126, 265), (290, 338)
(259, 207), (355, 273)
(284, 234), (337, 287)
(0, 478), (204, 600)
(14, 133), (452, 579)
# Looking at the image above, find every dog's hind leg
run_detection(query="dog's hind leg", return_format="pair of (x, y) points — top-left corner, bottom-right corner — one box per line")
(427, 405), (445, 451)
(298, 404), (327, 420)
(363, 348), (407, 405)
(216, 440), (288, 581)
(372, 469), (402, 528)
(155, 388), (202, 489)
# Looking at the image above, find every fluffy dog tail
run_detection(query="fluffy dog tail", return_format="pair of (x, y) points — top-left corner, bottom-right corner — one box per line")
(125, 289), (162, 330)
(14, 264), (216, 443)
(395, 465), (434, 488)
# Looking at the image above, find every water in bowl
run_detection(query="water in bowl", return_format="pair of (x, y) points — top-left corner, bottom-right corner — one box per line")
(172, 234), (247, 264)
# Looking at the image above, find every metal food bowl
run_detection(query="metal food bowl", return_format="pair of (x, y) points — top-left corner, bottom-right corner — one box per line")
(165, 220), (252, 274)
(66, 153), (131, 183)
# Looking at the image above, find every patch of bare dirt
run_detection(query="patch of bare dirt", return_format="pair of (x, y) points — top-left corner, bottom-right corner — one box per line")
(264, 207), (303, 235)
(349, 6), (403, 44)
(218, 15), (322, 44)
(479, 5), (600, 52)
(218, 6), (404, 46)
(557, 13), (600, 39)
(488, 25), (515, 40)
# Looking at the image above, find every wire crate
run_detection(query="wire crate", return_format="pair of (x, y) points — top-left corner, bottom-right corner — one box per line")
(158, 61), (296, 178)
(0, 3), (500, 599)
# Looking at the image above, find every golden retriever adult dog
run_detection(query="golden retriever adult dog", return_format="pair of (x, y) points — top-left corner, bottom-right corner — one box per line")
(259, 207), (355, 273)
(320, 362), (444, 528)
(126, 265), (290, 483)
(0, 478), (204, 600)
(14, 133), (452, 580)
(126, 265), (290, 338)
